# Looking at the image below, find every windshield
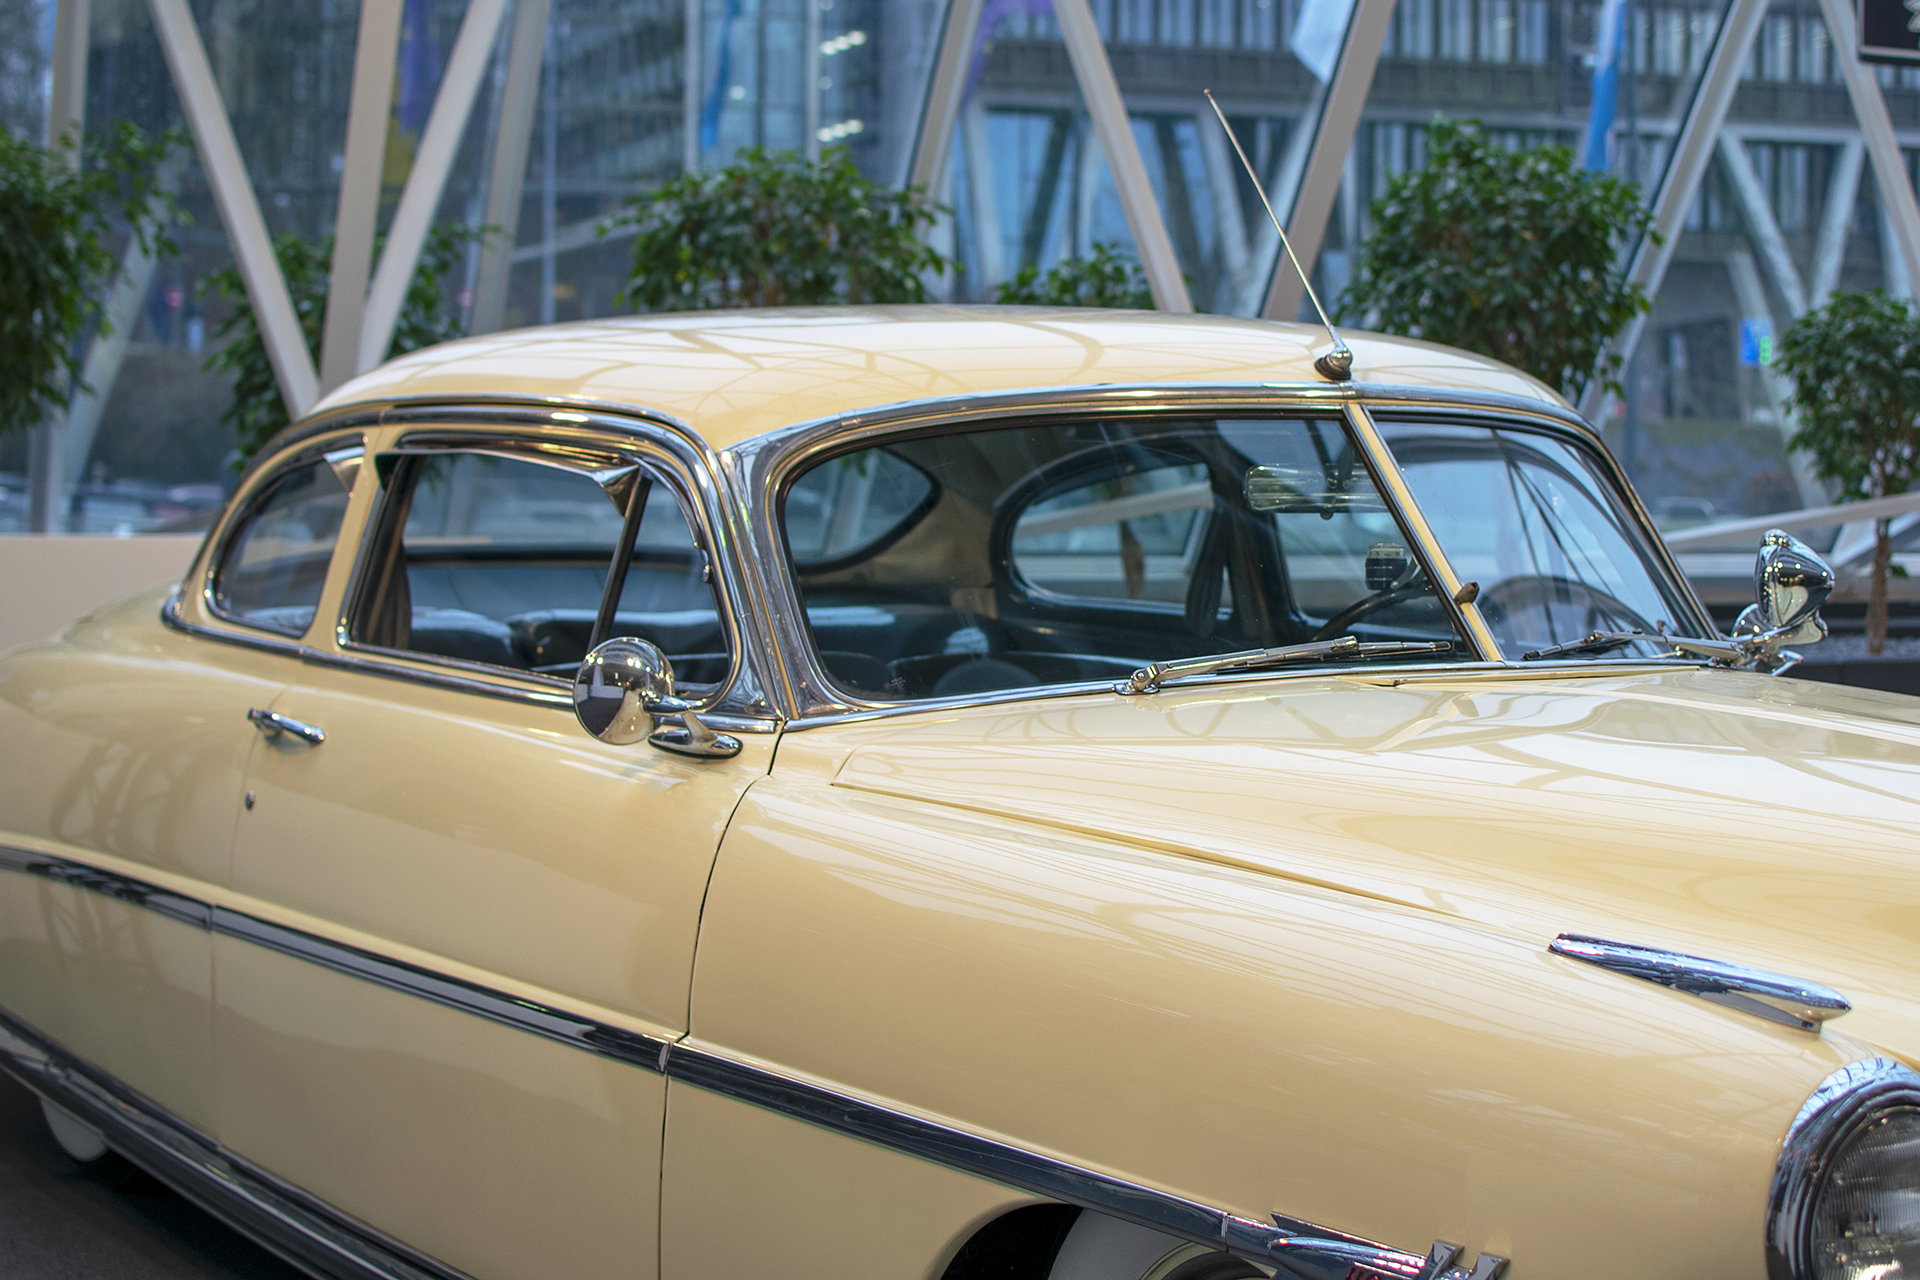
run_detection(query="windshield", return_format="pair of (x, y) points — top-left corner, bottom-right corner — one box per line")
(780, 415), (1467, 701)
(1374, 419), (1696, 658)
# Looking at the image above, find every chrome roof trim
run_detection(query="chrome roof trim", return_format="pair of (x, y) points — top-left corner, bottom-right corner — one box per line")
(3, 843), (1501, 1280)
(0, 1003), (475, 1280)
(1549, 933), (1851, 1032)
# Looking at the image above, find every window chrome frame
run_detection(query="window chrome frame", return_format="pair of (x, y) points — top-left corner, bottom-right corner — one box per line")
(167, 396), (782, 729)
(726, 380), (1663, 722)
(198, 430), (369, 641)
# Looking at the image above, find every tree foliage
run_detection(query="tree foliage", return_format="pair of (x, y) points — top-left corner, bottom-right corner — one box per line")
(202, 222), (483, 464)
(1339, 119), (1654, 402)
(0, 123), (182, 435)
(608, 146), (948, 312)
(994, 242), (1154, 309)
(1776, 289), (1920, 653)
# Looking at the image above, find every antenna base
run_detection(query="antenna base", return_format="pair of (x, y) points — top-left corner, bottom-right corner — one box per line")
(1313, 347), (1354, 383)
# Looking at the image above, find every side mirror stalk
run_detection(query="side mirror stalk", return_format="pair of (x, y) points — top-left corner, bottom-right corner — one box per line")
(572, 637), (742, 759)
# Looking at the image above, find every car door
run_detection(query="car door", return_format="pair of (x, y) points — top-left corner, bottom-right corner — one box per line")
(218, 425), (774, 1280)
(0, 441), (359, 1140)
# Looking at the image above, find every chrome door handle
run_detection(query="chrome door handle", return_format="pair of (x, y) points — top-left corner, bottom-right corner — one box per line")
(247, 707), (325, 746)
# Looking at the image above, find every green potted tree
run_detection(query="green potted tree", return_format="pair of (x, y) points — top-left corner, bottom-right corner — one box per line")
(994, 242), (1153, 309)
(0, 124), (179, 437)
(1775, 290), (1920, 656)
(1338, 118), (1653, 403)
(609, 147), (947, 311)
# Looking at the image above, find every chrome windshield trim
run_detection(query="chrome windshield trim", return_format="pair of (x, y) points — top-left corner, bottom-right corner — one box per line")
(1549, 933), (1851, 1031)
(0, 1004), (474, 1280)
(1767, 1058), (1920, 1280)
(5, 844), (1498, 1279)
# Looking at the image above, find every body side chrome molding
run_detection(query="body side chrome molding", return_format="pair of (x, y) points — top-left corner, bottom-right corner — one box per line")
(0, 1005), (473, 1280)
(0, 844), (1501, 1280)
(1549, 933), (1851, 1032)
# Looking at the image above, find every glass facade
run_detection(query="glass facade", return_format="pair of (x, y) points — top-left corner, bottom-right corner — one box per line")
(3, 0), (1918, 613)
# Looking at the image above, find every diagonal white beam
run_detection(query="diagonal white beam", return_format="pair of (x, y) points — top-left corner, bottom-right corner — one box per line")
(1719, 133), (1809, 316)
(319, 0), (403, 393)
(1052, 0), (1192, 311)
(907, 0), (986, 193)
(357, 0), (512, 375)
(470, 0), (552, 335)
(1263, 0), (1398, 322)
(1809, 137), (1864, 308)
(1817, 0), (1920, 298)
(1578, 0), (1768, 422)
(148, 0), (319, 419)
(29, 0), (90, 532)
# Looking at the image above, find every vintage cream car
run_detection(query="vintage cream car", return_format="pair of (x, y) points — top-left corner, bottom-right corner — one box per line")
(3, 307), (1917, 1280)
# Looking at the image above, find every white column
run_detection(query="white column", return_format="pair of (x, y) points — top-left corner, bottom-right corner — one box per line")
(907, 0), (987, 193)
(1052, 0), (1193, 311)
(805, 0), (823, 161)
(684, 0), (702, 172)
(1809, 137), (1864, 308)
(148, 0), (319, 421)
(357, 0), (512, 374)
(471, 0), (552, 335)
(1263, 0), (1397, 322)
(30, 0), (90, 532)
(1818, 0), (1920, 297)
(1719, 133), (1809, 317)
(319, 0), (403, 393)
(1576, 0), (1768, 422)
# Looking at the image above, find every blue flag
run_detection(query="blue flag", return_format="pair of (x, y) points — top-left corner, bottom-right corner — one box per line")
(1583, 0), (1626, 170)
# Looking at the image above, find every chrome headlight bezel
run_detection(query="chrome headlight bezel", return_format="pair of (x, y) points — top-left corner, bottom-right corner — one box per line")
(1768, 1058), (1920, 1280)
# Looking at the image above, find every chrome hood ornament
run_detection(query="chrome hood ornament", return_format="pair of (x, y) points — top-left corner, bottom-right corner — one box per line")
(1550, 933), (1850, 1032)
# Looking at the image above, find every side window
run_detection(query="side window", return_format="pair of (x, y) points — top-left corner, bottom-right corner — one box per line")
(353, 450), (730, 689)
(212, 459), (352, 636)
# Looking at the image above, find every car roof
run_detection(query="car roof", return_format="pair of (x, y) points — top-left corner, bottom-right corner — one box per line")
(312, 305), (1568, 452)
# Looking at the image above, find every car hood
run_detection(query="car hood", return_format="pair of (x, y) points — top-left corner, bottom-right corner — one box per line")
(827, 665), (1920, 1055)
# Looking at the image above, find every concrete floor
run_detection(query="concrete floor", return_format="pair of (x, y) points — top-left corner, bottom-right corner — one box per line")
(0, 1069), (305, 1280)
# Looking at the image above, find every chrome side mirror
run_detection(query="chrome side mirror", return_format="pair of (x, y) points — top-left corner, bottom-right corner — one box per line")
(572, 637), (741, 759)
(1728, 529), (1832, 673)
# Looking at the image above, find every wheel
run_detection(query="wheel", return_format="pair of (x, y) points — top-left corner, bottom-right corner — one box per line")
(1047, 1212), (1273, 1280)
(40, 1097), (138, 1186)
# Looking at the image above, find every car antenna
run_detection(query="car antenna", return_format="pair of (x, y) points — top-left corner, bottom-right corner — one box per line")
(1203, 89), (1353, 384)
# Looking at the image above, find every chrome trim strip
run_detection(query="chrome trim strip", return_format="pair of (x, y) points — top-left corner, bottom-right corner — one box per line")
(0, 846), (669, 1074)
(1549, 933), (1851, 1032)
(0, 1005), (473, 1280)
(0, 842), (1488, 1278)
(210, 908), (671, 1074)
(0, 845), (211, 930)
(1766, 1058), (1920, 1280)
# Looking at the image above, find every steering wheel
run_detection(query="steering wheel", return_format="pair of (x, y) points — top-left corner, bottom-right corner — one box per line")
(1475, 574), (1658, 642)
(1309, 584), (1441, 642)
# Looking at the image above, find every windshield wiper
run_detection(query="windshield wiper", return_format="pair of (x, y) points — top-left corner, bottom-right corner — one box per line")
(1116, 635), (1457, 695)
(1521, 629), (1743, 662)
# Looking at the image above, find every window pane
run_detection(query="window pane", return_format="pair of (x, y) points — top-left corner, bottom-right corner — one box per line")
(212, 460), (351, 636)
(783, 416), (1463, 701)
(1377, 420), (1693, 656)
(361, 453), (729, 687)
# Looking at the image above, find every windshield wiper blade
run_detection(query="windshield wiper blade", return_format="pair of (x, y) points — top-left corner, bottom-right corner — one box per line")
(1521, 630), (1744, 662)
(1116, 636), (1457, 695)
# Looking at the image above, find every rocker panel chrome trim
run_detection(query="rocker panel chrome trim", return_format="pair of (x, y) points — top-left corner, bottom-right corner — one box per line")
(0, 1004), (473, 1280)
(0, 844), (1464, 1279)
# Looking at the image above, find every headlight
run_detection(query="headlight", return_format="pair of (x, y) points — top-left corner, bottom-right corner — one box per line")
(1770, 1059), (1920, 1280)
